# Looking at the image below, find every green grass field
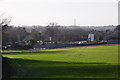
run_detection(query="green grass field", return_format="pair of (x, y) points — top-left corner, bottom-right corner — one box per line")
(2, 45), (119, 78)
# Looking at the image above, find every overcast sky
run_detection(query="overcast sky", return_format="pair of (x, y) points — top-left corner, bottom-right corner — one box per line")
(0, 0), (119, 26)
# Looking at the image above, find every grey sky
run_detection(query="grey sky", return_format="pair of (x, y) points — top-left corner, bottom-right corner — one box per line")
(0, 0), (119, 26)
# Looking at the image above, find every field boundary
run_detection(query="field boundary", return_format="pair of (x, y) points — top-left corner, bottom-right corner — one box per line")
(2, 44), (119, 52)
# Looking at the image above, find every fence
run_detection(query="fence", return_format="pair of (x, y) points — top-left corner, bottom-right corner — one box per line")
(34, 42), (109, 49)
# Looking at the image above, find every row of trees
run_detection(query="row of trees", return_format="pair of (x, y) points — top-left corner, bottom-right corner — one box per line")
(1, 17), (119, 50)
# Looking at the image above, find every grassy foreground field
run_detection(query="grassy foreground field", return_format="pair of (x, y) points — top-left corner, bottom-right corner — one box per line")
(2, 45), (119, 78)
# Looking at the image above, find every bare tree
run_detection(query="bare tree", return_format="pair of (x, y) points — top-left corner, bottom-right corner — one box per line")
(0, 14), (12, 48)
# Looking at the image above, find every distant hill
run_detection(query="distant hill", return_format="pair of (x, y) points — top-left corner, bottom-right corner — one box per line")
(23, 25), (117, 32)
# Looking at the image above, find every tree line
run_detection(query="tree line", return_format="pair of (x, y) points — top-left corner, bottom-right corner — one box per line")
(0, 18), (119, 50)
